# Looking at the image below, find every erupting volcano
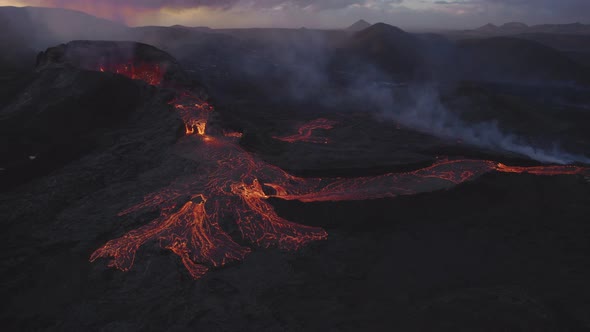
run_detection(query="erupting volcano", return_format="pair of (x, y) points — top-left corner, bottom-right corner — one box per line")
(89, 60), (590, 279)
(5, 9), (590, 329)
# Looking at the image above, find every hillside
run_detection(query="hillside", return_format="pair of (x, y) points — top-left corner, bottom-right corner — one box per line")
(456, 37), (590, 83)
(333, 22), (425, 81)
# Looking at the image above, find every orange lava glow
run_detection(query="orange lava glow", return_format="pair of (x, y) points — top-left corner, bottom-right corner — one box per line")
(495, 163), (588, 176)
(98, 62), (164, 86)
(90, 63), (590, 279)
(91, 195), (251, 279)
(169, 92), (214, 137)
(274, 118), (338, 144)
(224, 131), (244, 139)
(99, 63), (213, 137)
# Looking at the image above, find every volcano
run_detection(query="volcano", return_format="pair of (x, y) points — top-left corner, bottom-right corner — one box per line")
(3, 12), (590, 331)
(24, 41), (585, 280)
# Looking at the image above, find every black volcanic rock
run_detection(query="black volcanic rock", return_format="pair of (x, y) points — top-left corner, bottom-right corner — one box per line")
(37, 41), (176, 67)
(0, 67), (178, 190)
(346, 19), (371, 31)
(0, 41), (203, 189)
(36, 41), (197, 88)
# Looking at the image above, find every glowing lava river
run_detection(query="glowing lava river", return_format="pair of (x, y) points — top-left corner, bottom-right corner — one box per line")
(89, 64), (590, 279)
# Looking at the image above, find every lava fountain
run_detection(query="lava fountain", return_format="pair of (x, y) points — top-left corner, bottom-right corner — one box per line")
(90, 63), (590, 279)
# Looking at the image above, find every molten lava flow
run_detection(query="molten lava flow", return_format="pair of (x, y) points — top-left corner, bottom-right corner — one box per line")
(90, 63), (590, 280)
(224, 131), (243, 139)
(98, 63), (213, 137)
(169, 92), (214, 137)
(90, 195), (251, 279)
(274, 118), (338, 144)
(229, 178), (328, 250)
(496, 163), (588, 176)
(98, 62), (164, 86)
(266, 159), (498, 203)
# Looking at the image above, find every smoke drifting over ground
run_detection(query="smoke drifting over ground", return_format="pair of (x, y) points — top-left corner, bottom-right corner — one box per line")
(379, 85), (590, 164)
(2, 5), (588, 165)
(339, 81), (589, 164)
(226, 32), (590, 165)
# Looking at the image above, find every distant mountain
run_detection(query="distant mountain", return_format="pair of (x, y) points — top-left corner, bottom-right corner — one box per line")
(475, 23), (499, 33)
(477, 22), (531, 33)
(346, 20), (371, 31)
(501, 22), (528, 30)
(334, 23), (425, 80)
(170, 25), (212, 32)
(467, 22), (590, 36)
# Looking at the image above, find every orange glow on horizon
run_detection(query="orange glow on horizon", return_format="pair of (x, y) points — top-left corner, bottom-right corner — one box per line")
(0, 1), (297, 28)
(15, 0), (148, 24)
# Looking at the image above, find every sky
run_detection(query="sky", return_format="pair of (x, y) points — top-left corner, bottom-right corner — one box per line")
(0, 0), (589, 30)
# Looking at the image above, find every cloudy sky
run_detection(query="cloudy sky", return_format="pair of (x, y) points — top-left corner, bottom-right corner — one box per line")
(1, 0), (589, 30)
